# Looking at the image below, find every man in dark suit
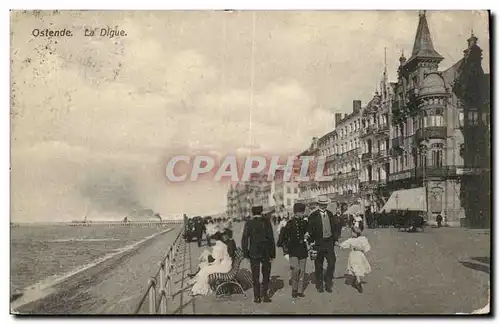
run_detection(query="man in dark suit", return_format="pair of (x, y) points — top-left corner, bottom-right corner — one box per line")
(306, 195), (343, 293)
(277, 202), (308, 298)
(241, 205), (276, 303)
(194, 218), (205, 247)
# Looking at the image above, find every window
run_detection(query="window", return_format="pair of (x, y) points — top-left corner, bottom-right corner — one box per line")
(287, 187), (291, 194)
(419, 151), (427, 168)
(412, 75), (418, 88)
(287, 198), (291, 206)
(468, 111), (479, 126)
(404, 153), (408, 167)
(431, 150), (443, 167)
(349, 140), (353, 151)
(294, 187), (298, 194)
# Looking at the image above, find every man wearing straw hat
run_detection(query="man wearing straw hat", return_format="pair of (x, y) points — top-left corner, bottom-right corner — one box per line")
(306, 195), (343, 293)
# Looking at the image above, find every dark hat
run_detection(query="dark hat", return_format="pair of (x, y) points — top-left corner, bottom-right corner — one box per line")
(252, 205), (263, 215)
(293, 203), (306, 213)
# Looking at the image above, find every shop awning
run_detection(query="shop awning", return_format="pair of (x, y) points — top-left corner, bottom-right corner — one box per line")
(343, 204), (364, 215)
(380, 187), (427, 212)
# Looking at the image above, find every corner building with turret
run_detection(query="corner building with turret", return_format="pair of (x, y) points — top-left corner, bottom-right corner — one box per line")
(387, 11), (490, 227)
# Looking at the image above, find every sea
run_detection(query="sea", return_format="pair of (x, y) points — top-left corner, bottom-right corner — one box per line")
(10, 223), (172, 296)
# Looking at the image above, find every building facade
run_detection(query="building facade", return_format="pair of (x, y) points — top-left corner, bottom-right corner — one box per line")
(298, 101), (362, 212)
(359, 77), (393, 212)
(387, 11), (490, 227)
(228, 11), (490, 228)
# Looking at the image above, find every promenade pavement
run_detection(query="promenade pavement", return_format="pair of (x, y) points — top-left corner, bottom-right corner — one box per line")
(189, 222), (490, 315)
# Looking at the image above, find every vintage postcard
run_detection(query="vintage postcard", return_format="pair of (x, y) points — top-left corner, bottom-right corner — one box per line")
(10, 10), (490, 315)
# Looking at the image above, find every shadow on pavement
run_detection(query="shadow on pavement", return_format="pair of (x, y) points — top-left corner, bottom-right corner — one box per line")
(303, 272), (315, 290)
(471, 257), (490, 265)
(459, 261), (490, 274)
(342, 274), (367, 287)
(235, 269), (253, 291)
(269, 275), (284, 297)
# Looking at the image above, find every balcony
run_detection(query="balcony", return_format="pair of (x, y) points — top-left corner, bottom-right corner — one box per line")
(415, 166), (456, 179)
(326, 153), (338, 162)
(415, 126), (447, 142)
(360, 124), (376, 137)
(359, 181), (378, 191)
(392, 136), (404, 148)
(375, 150), (389, 160)
(346, 148), (360, 158)
(376, 124), (390, 135)
(361, 152), (373, 161)
(388, 170), (413, 182)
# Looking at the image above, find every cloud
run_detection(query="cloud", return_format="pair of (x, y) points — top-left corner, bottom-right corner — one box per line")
(10, 10), (490, 221)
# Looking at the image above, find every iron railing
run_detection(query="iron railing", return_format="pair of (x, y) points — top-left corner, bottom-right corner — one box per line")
(134, 226), (189, 314)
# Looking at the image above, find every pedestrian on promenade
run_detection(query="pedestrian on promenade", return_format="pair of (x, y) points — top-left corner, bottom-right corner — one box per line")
(277, 214), (289, 237)
(338, 226), (371, 293)
(222, 228), (237, 259)
(277, 202), (309, 298)
(241, 205), (276, 303)
(436, 214), (443, 228)
(306, 195), (343, 293)
(194, 219), (206, 247)
(189, 230), (233, 296)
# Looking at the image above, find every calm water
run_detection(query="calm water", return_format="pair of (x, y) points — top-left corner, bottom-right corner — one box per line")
(10, 224), (169, 293)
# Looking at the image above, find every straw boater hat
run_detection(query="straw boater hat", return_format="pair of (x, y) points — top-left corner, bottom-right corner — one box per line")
(317, 196), (330, 205)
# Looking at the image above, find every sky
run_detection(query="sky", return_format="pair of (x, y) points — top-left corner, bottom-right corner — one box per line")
(10, 10), (490, 222)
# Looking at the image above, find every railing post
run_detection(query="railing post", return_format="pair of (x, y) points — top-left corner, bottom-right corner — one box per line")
(159, 289), (167, 313)
(159, 260), (165, 289)
(167, 253), (173, 298)
(148, 278), (157, 314)
(159, 259), (168, 314)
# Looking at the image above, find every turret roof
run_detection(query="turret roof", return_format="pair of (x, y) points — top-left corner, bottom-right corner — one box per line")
(407, 11), (443, 64)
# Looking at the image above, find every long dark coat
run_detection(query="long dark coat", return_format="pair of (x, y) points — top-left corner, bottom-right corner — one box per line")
(241, 216), (276, 260)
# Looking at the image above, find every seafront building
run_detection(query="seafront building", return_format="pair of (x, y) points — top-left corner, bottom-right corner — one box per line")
(226, 171), (298, 219)
(298, 101), (362, 212)
(227, 11), (490, 227)
(385, 11), (490, 227)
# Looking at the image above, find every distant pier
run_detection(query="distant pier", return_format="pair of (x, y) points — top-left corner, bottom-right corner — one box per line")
(67, 221), (183, 227)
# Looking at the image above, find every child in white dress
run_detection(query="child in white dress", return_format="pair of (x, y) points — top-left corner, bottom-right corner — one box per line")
(338, 226), (371, 293)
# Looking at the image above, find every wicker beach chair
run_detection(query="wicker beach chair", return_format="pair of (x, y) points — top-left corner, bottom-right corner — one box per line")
(208, 248), (247, 298)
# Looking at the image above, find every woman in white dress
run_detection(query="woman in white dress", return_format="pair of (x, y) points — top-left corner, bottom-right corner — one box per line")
(338, 226), (371, 293)
(189, 231), (233, 296)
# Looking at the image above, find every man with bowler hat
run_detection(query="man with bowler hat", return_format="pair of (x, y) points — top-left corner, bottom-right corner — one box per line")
(306, 195), (343, 293)
(277, 202), (309, 298)
(241, 205), (276, 303)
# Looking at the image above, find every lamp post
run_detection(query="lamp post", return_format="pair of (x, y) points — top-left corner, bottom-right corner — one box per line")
(457, 109), (473, 227)
(418, 144), (429, 221)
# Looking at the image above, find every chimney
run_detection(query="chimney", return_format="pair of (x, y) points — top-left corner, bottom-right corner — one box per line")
(353, 100), (362, 113)
(335, 113), (342, 128)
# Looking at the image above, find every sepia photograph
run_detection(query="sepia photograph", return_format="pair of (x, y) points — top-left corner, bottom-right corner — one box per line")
(9, 9), (491, 315)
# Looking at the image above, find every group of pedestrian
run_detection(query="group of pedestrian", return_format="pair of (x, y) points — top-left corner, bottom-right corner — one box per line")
(188, 195), (372, 302)
(241, 195), (372, 303)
